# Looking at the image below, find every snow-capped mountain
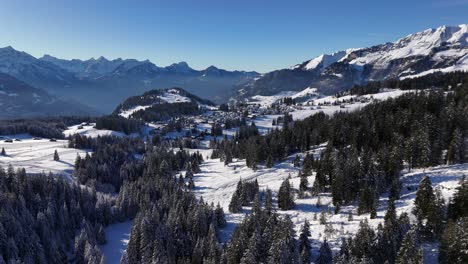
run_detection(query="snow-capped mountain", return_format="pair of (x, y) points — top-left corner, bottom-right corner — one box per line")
(0, 46), (259, 113)
(237, 24), (468, 98)
(0, 73), (97, 119)
(40, 55), (146, 79)
(0, 46), (79, 93)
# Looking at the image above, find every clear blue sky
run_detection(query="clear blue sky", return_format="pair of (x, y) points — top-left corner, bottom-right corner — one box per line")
(0, 0), (466, 73)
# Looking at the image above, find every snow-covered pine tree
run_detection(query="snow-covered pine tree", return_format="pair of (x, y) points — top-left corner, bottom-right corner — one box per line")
(278, 177), (295, 210)
(414, 175), (441, 238)
(298, 220), (312, 264)
(53, 149), (60, 161)
(316, 240), (333, 264)
(396, 232), (423, 264)
(299, 171), (308, 198)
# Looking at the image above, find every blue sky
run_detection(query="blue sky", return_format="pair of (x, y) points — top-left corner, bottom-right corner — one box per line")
(0, 0), (466, 72)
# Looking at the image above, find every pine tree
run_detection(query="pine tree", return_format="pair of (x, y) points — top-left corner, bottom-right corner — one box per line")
(396, 232), (423, 264)
(350, 218), (375, 259)
(299, 171), (309, 198)
(448, 177), (468, 220)
(447, 128), (464, 164)
(0, 148), (5, 156)
(293, 155), (301, 167)
(439, 218), (468, 264)
(188, 177), (195, 189)
(215, 203), (226, 227)
(265, 188), (273, 213)
(320, 209), (327, 225)
(278, 177), (295, 210)
(266, 154), (273, 168)
(53, 150), (60, 161)
(316, 240), (333, 264)
(298, 220), (312, 264)
(228, 191), (242, 213)
(347, 211), (353, 222)
(414, 176), (440, 238)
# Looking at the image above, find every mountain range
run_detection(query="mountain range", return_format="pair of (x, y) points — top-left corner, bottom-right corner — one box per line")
(0, 24), (467, 118)
(0, 73), (97, 119)
(0, 46), (258, 113)
(235, 24), (468, 99)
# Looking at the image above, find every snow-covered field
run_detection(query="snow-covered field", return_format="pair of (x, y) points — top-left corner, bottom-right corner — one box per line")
(64, 123), (127, 138)
(0, 134), (88, 178)
(191, 145), (467, 258)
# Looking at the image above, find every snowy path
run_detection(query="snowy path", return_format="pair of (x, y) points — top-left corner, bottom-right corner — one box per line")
(100, 221), (133, 264)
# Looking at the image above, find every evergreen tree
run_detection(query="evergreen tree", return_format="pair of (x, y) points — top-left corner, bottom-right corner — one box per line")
(439, 218), (468, 264)
(298, 220), (312, 264)
(320, 209), (327, 225)
(1, 147), (5, 156)
(350, 219), (375, 259)
(53, 149), (60, 161)
(293, 155), (301, 167)
(414, 176), (441, 238)
(396, 232), (423, 264)
(265, 188), (273, 213)
(299, 171), (309, 198)
(316, 240), (333, 264)
(278, 177), (295, 210)
(447, 128), (464, 164)
(266, 154), (273, 168)
(215, 203), (226, 227)
(448, 177), (468, 220)
(229, 191), (242, 213)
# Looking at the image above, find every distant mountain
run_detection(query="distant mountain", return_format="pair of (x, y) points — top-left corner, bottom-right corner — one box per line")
(0, 73), (98, 119)
(0, 46), (259, 112)
(0, 46), (259, 113)
(113, 87), (215, 121)
(235, 24), (468, 99)
(40, 55), (146, 79)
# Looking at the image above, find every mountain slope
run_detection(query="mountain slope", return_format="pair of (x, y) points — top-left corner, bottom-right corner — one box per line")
(114, 87), (215, 121)
(0, 73), (98, 119)
(236, 24), (468, 98)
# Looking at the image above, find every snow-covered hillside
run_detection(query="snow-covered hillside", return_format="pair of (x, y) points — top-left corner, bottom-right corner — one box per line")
(63, 123), (128, 138)
(246, 87), (410, 108)
(238, 24), (468, 99)
(114, 87), (215, 119)
(118, 89), (192, 117)
(0, 135), (88, 178)
(191, 145), (467, 260)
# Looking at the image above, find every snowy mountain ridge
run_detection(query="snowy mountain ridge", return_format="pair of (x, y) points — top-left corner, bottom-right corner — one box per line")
(238, 24), (468, 98)
(0, 46), (260, 113)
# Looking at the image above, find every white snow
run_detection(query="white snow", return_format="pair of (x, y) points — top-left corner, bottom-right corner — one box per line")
(304, 51), (347, 71)
(401, 53), (468, 80)
(291, 87), (319, 99)
(349, 25), (468, 67)
(119, 105), (152, 118)
(191, 142), (467, 257)
(158, 89), (191, 103)
(0, 134), (88, 179)
(63, 123), (126, 138)
(100, 221), (133, 264)
(118, 89), (193, 118)
(250, 89), (415, 133)
(248, 91), (297, 107)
